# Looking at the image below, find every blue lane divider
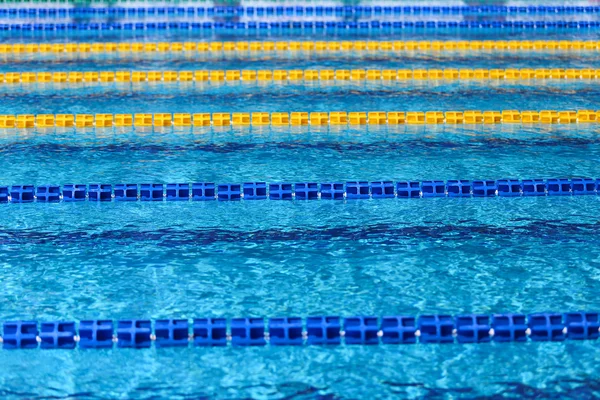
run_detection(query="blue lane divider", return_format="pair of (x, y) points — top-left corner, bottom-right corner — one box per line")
(1, 20), (600, 32)
(2, 5), (600, 17)
(2, 179), (600, 203)
(1, 312), (598, 349)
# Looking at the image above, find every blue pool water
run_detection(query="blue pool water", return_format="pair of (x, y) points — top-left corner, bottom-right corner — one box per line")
(2, 197), (600, 397)
(2, 2), (600, 398)
(0, 82), (599, 112)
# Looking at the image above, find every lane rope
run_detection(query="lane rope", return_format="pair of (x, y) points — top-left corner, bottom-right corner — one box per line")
(0, 20), (599, 31)
(0, 110), (598, 128)
(1, 312), (597, 348)
(2, 179), (598, 203)
(1, 5), (600, 16)
(0, 40), (599, 57)
(2, 68), (600, 84)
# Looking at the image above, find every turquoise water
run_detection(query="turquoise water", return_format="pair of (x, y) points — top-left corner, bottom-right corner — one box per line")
(0, 82), (599, 112)
(2, 5), (600, 400)
(2, 197), (600, 397)
(1, 127), (600, 182)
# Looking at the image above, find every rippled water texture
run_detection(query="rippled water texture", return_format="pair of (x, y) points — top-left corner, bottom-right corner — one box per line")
(1, 2), (600, 398)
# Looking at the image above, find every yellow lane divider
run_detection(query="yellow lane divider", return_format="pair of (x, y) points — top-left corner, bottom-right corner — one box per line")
(0, 111), (598, 128)
(1, 40), (600, 56)
(3, 68), (600, 83)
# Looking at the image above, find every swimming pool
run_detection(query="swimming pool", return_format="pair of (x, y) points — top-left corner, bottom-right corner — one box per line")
(1, 1), (600, 398)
